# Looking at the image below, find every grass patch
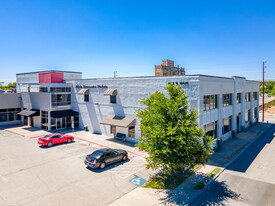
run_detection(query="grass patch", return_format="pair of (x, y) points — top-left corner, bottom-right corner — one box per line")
(193, 167), (221, 190)
(143, 165), (203, 190)
(194, 182), (206, 190)
(143, 173), (188, 189)
(208, 168), (221, 178)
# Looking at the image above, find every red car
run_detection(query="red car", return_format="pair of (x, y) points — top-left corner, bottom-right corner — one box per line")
(38, 133), (74, 147)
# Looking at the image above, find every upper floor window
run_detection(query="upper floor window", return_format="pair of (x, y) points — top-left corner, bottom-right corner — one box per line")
(40, 87), (48, 92)
(237, 93), (241, 104)
(223, 94), (232, 107)
(50, 87), (71, 93)
(52, 94), (71, 106)
(245, 92), (251, 102)
(253, 92), (258, 101)
(203, 95), (217, 111)
(110, 95), (116, 104)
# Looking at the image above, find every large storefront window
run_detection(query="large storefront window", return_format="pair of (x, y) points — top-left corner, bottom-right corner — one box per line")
(42, 111), (48, 130)
(222, 116), (232, 135)
(52, 94), (71, 106)
(204, 121), (217, 139)
(0, 108), (21, 122)
(50, 87), (71, 93)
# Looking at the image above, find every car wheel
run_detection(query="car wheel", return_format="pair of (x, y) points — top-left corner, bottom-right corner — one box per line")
(122, 155), (127, 161)
(47, 142), (53, 147)
(99, 162), (106, 169)
(67, 138), (72, 143)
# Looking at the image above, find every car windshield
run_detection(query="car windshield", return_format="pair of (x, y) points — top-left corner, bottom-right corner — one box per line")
(89, 151), (105, 159)
(43, 135), (52, 139)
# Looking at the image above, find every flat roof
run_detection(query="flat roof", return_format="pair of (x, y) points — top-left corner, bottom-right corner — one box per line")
(16, 70), (82, 75)
(67, 74), (258, 83)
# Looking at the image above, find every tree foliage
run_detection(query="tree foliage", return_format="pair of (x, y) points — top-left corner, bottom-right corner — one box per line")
(260, 81), (275, 96)
(0, 82), (16, 90)
(136, 83), (214, 173)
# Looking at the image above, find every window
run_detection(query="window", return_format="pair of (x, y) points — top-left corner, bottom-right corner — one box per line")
(222, 116), (232, 134)
(245, 110), (250, 123)
(111, 125), (116, 134)
(129, 126), (135, 138)
(84, 94), (89, 102)
(237, 93), (241, 104)
(204, 121), (217, 139)
(40, 87), (48, 92)
(0, 108), (21, 122)
(245, 92), (251, 102)
(52, 94), (71, 106)
(0, 109), (8, 122)
(50, 87), (71, 93)
(203, 95), (217, 111)
(110, 95), (116, 104)
(42, 111), (48, 130)
(253, 92), (258, 101)
(253, 108), (257, 119)
(223, 94), (232, 107)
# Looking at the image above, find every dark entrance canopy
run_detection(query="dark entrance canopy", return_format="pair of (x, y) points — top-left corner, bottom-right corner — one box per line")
(51, 110), (79, 118)
(18, 109), (39, 117)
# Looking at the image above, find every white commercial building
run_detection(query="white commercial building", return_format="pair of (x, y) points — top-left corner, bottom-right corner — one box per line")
(0, 71), (259, 147)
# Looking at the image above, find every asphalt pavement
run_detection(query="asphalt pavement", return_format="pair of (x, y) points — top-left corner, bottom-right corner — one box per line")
(191, 124), (275, 206)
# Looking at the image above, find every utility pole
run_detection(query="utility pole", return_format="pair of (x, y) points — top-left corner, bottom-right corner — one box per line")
(262, 61), (265, 122)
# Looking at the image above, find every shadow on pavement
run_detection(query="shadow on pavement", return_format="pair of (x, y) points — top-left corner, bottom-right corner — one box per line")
(38, 141), (76, 149)
(85, 159), (131, 173)
(226, 124), (275, 173)
(189, 180), (242, 205)
(105, 138), (136, 148)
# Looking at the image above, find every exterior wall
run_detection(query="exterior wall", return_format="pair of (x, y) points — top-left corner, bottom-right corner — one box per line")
(39, 72), (64, 83)
(0, 93), (21, 109)
(21, 92), (51, 110)
(199, 76), (259, 143)
(68, 76), (200, 141)
(63, 72), (82, 80)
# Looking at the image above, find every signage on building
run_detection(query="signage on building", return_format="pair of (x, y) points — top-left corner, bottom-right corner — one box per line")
(168, 81), (189, 85)
(76, 84), (108, 89)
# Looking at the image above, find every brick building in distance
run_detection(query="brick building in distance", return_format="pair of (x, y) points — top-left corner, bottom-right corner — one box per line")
(155, 59), (186, 76)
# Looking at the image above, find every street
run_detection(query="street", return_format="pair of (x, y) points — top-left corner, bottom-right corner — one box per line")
(0, 129), (148, 206)
(191, 124), (275, 206)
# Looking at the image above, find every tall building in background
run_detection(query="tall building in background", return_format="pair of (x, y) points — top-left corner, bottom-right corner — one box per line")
(155, 59), (186, 76)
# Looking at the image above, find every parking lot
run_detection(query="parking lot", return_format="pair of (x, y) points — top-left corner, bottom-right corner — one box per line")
(0, 129), (150, 206)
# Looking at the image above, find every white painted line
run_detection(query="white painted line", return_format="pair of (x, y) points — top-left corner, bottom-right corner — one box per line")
(0, 175), (8, 182)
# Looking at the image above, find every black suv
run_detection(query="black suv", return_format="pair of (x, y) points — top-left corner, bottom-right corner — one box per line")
(84, 148), (128, 169)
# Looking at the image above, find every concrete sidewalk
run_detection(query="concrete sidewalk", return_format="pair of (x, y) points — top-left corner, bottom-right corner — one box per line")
(109, 122), (270, 206)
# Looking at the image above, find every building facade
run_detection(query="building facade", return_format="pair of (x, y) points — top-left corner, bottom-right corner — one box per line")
(155, 59), (186, 76)
(0, 71), (259, 147)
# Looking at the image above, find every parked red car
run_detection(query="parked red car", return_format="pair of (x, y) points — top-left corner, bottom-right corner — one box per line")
(38, 133), (74, 147)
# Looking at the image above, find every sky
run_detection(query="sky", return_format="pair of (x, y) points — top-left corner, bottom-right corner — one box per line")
(0, 0), (275, 84)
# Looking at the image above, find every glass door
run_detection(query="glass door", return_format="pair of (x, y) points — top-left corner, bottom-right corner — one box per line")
(57, 118), (62, 130)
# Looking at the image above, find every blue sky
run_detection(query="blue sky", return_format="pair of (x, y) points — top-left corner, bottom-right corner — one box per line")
(0, 0), (275, 83)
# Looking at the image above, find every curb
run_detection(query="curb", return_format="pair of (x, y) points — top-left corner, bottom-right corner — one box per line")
(190, 123), (272, 205)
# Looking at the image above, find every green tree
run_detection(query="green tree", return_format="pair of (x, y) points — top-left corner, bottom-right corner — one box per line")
(136, 83), (214, 174)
